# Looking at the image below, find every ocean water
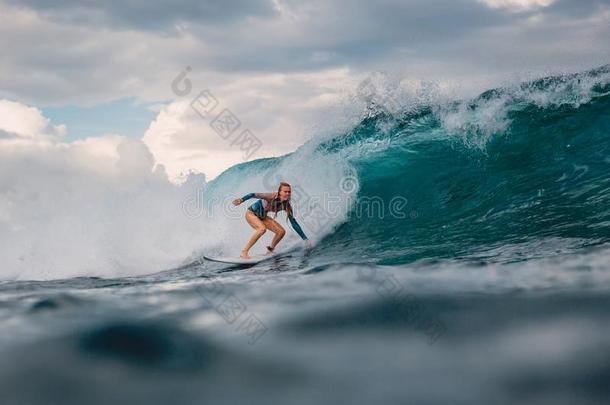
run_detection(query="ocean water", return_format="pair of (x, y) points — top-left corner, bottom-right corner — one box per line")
(1, 66), (610, 404)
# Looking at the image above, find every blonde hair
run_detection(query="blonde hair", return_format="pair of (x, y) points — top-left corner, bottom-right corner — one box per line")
(273, 182), (293, 221)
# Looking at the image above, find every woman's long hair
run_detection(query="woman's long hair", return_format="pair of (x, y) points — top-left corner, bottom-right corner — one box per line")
(273, 182), (293, 221)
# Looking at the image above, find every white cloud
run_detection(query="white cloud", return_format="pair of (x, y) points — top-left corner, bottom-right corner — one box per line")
(143, 67), (354, 182)
(0, 99), (66, 140)
(478, 0), (555, 12)
(0, 99), (208, 280)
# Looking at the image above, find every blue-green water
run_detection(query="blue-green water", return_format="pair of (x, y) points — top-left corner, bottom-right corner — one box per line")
(1, 66), (610, 404)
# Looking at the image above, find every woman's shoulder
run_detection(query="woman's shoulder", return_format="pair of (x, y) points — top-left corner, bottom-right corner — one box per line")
(256, 192), (277, 200)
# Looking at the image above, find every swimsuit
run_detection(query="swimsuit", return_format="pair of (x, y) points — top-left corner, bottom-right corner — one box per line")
(241, 192), (308, 240)
(247, 198), (268, 220)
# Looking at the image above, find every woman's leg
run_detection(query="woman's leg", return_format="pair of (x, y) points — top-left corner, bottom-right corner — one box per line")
(241, 210), (266, 258)
(262, 216), (286, 251)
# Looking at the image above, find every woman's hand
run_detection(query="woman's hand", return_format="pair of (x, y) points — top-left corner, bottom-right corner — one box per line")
(232, 198), (242, 206)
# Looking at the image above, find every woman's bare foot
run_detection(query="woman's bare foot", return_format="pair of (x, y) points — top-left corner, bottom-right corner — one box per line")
(240, 250), (250, 259)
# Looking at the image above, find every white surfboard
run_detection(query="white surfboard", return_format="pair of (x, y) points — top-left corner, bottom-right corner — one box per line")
(202, 253), (279, 265)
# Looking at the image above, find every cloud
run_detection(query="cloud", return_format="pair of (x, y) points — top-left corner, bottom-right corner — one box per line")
(478, 0), (555, 12)
(0, 99), (66, 141)
(4, 0), (278, 31)
(0, 3), (206, 106)
(0, 99), (209, 280)
(143, 67), (354, 182)
(2, 0), (609, 108)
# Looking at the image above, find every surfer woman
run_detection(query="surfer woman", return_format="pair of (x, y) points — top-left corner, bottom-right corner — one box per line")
(232, 182), (311, 259)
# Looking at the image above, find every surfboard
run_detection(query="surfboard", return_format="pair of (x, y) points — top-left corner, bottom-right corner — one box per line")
(202, 253), (278, 265)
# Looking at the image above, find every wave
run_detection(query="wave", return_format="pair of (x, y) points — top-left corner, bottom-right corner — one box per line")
(306, 65), (610, 265)
(3, 65), (610, 280)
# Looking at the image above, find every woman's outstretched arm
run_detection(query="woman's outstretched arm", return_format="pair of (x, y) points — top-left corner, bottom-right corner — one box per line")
(240, 192), (256, 201)
(233, 192), (276, 205)
(288, 215), (308, 240)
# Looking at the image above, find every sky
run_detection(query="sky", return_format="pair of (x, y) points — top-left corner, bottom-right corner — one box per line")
(1, 0), (609, 182)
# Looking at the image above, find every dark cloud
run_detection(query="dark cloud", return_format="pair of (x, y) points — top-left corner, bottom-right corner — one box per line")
(6, 0), (607, 75)
(546, 0), (610, 18)
(1, 0), (609, 105)
(180, 0), (513, 73)
(5, 0), (278, 31)
(0, 129), (18, 139)
(184, 0), (607, 74)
